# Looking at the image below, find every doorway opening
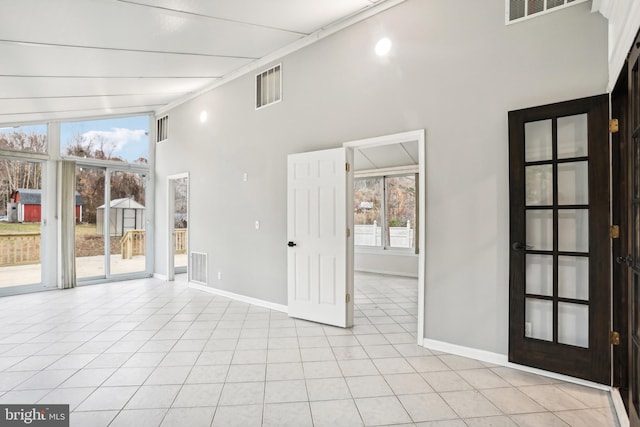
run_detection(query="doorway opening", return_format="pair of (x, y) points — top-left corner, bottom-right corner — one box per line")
(167, 173), (189, 281)
(344, 129), (426, 345)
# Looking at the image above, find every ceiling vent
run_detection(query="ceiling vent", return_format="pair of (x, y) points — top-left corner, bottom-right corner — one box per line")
(156, 115), (168, 143)
(256, 64), (282, 109)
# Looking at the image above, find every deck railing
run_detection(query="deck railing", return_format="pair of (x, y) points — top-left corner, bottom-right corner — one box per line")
(120, 229), (188, 259)
(0, 233), (41, 266)
(0, 229), (188, 265)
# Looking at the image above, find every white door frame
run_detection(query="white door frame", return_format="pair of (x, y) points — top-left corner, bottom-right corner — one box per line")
(343, 129), (426, 346)
(167, 172), (189, 281)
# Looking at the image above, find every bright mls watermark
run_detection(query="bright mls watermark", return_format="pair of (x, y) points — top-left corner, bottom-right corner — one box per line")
(1, 405), (69, 427)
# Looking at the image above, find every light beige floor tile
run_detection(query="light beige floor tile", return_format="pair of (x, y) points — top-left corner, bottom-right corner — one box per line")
(226, 364), (265, 382)
(109, 408), (168, 427)
(422, 371), (474, 392)
(554, 407), (620, 427)
(355, 395), (413, 425)
(266, 362), (304, 381)
(440, 390), (502, 418)
(438, 354), (486, 370)
(398, 392), (458, 422)
(458, 369), (513, 389)
(520, 384), (589, 411)
(310, 399), (364, 426)
(385, 372), (434, 395)
(263, 402), (313, 427)
(306, 377), (352, 401)
(510, 412), (570, 427)
(346, 375), (394, 398)
(463, 415), (518, 426)
(160, 406), (215, 427)
(481, 387), (546, 414)
(218, 381), (264, 406)
(172, 383), (223, 407)
(264, 379), (308, 403)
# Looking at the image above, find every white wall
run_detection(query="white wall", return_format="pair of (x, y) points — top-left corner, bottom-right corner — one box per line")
(155, 0), (608, 355)
(355, 250), (418, 277)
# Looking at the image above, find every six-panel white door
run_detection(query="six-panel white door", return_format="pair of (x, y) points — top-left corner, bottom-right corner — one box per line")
(287, 147), (353, 328)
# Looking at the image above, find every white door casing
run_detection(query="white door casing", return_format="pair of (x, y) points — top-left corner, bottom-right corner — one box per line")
(287, 147), (354, 328)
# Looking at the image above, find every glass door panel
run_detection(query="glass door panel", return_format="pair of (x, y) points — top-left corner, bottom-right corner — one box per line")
(0, 159), (43, 288)
(109, 171), (146, 276)
(75, 166), (105, 280)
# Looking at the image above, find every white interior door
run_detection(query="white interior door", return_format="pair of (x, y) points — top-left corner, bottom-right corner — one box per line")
(287, 147), (354, 327)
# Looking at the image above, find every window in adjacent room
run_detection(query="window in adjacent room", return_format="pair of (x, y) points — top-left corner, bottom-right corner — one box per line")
(354, 174), (416, 250)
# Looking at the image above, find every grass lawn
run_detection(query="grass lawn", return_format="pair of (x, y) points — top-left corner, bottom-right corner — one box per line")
(0, 222), (40, 234)
(0, 222), (97, 235)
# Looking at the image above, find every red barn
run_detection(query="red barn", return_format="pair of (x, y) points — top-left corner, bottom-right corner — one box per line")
(10, 188), (82, 223)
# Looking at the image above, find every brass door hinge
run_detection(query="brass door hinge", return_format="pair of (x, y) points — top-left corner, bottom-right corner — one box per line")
(610, 118), (619, 133)
(610, 225), (620, 239)
(346, 293), (351, 303)
(610, 331), (620, 346)
(346, 228), (351, 238)
(346, 162), (351, 172)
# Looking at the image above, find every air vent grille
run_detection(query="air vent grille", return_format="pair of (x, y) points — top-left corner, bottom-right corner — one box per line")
(190, 252), (207, 285)
(157, 115), (168, 143)
(256, 64), (282, 109)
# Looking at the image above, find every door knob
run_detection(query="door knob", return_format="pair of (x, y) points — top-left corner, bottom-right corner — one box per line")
(616, 255), (632, 266)
(288, 241), (297, 247)
(512, 242), (533, 251)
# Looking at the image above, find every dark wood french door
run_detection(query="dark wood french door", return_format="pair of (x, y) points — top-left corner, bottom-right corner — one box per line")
(508, 94), (611, 384)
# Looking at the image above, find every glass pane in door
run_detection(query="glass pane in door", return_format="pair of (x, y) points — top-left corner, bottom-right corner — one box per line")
(558, 209), (589, 252)
(526, 210), (553, 251)
(557, 114), (588, 158)
(525, 119), (552, 161)
(525, 298), (553, 341)
(0, 159), (43, 288)
(557, 161), (589, 205)
(110, 171), (146, 276)
(76, 166), (106, 279)
(526, 254), (553, 296)
(558, 302), (589, 348)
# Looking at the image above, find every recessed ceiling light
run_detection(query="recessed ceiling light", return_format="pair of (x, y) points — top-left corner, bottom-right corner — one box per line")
(375, 37), (392, 57)
(200, 111), (208, 123)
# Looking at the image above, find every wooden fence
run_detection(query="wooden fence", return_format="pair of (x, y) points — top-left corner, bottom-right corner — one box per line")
(0, 233), (41, 266)
(0, 229), (188, 265)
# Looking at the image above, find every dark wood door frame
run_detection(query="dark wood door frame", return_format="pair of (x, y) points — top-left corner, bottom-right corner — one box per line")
(612, 60), (630, 409)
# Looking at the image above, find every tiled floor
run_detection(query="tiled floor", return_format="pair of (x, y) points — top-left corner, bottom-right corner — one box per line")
(0, 272), (620, 426)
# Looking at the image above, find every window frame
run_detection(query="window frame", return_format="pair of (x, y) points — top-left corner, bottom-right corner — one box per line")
(354, 166), (418, 253)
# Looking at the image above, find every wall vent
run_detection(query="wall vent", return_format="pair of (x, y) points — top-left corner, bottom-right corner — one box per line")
(190, 252), (207, 285)
(507, 0), (585, 23)
(256, 64), (282, 109)
(156, 115), (168, 143)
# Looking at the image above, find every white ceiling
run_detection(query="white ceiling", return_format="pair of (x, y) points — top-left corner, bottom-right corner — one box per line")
(0, 0), (392, 125)
(354, 141), (419, 171)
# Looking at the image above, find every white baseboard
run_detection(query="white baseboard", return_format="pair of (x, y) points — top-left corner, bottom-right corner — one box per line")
(189, 282), (288, 314)
(153, 273), (168, 280)
(611, 388), (630, 427)
(354, 268), (418, 278)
